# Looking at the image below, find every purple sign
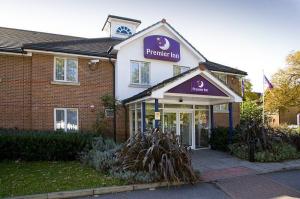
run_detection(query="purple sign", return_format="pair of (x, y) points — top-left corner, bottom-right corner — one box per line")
(144, 35), (180, 62)
(168, 75), (228, 96)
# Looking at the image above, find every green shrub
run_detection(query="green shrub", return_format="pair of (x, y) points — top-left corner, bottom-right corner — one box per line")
(229, 142), (300, 162)
(109, 170), (160, 184)
(0, 129), (97, 161)
(116, 129), (199, 183)
(209, 127), (239, 151)
(80, 137), (119, 172)
(209, 127), (228, 151)
(229, 143), (249, 160)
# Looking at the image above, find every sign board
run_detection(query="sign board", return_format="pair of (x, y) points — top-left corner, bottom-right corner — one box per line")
(144, 35), (180, 62)
(154, 112), (161, 120)
(168, 75), (228, 96)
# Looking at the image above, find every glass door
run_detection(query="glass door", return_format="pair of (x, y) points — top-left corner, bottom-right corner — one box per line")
(163, 112), (177, 135)
(179, 112), (193, 146)
(195, 109), (209, 148)
(163, 110), (194, 148)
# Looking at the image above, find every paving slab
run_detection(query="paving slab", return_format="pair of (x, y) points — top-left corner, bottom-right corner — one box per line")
(216, 175), (300, 199)
(192, 149), (300, 176)
(201, 166), (257, 182)
(264, 170), (300, 191)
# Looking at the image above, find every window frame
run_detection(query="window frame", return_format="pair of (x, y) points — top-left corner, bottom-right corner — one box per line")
(53, 57), (78, 83)
(116, 26), (132, 36)
(54, 108), (79, 132)
(213, 104), (229, 113)
(130, 60), (151, 86)
(214, 73), (227, 84)
(173, 65), (190, 76)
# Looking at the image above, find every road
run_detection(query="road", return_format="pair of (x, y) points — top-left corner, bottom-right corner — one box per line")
(81, 169), (300, 199)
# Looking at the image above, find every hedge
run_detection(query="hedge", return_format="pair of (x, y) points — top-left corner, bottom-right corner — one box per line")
(209, 127), (239, 151)
(0, 129), (98, 161)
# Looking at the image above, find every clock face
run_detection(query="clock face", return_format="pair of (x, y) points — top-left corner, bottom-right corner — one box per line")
(116, 26), (132, 35)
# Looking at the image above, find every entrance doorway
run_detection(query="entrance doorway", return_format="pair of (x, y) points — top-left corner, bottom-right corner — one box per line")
(163, 110), (193, 147)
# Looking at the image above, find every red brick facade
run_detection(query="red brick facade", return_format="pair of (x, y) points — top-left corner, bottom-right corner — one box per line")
(0, 53), (120, 139)
(213, 75), (241, 127)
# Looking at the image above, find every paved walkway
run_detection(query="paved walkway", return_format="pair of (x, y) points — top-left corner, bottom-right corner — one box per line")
(192, 149), (300, 182)
(83, 170), (300, 199)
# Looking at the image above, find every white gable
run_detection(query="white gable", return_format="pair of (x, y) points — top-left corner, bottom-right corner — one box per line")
(114, 21), (206, 100)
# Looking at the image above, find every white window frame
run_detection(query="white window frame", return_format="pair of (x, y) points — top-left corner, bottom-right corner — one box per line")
(173, 65), (190, 76)
(116, 26), (132, 36)
(54, 57), (78, 83)
(130, 60), (151, 85)
(54, 108), (79, 132)
(213, 104), (229, 113)
(214, 73), (227, 84)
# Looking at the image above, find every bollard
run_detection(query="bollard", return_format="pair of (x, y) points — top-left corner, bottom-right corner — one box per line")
(249, 139), (255, 162)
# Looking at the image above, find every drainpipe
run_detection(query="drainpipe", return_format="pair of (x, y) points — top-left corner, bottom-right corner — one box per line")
(109, 57), (117, 142)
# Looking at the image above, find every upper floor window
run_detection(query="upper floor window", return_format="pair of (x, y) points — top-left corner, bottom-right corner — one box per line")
(130, 61), (150, 85)
(173, 65), (190, 76)
(214, 73), (227, 84)
(54, 57), (78, 83)
(116, 26), (132, 35)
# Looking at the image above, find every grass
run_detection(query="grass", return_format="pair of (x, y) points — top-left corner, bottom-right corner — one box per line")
(0, 161), (125, 198)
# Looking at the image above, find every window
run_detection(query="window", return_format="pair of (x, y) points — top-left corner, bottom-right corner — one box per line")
(214, 73), (227, 84)
(173, 65), (190, 76)
(213, 104), (229, 113)
(54, 57), (78, 82)
(54, 108), (78, 131)
(116, 26), (132, 35)
(130, 61), (150, 85)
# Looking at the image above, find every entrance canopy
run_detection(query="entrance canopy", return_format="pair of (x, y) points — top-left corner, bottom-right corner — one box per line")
(123, 64), (242, 105)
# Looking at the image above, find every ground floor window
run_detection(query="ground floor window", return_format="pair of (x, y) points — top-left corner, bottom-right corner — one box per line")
(213, 104), (229, 113)
(54, 108), (78, 132)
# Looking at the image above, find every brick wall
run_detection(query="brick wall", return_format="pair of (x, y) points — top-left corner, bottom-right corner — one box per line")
(0, 54), (32, 129)
(0, 53), (120, 139)
(213, 74), (241, 128)
(214, 103), (240, 127)
(279, 107), (300, 125)
(30, 54), (114, 131)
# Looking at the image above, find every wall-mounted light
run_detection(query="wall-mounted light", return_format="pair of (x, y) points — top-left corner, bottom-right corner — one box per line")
(88, 59), (100, 71)
(90, 104), (95, 112)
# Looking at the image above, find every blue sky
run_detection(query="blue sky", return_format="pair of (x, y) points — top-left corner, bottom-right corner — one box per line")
(1, 0), (299, 91)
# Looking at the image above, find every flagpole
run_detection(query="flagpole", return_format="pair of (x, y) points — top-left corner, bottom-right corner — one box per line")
(262, 70), (265, 126)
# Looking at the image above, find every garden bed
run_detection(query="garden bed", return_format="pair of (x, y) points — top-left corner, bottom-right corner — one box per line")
(0, 161), (124, 198)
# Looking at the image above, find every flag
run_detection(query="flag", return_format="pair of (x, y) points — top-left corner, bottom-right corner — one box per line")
(264, 75), (273, 89)
(241, 78), (245, 98)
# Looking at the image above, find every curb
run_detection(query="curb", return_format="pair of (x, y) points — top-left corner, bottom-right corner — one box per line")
(5, 181), (186, 199)
(256, 165), (300, 175)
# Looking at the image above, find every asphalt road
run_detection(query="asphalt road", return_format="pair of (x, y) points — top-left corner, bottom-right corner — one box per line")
(81, 169), (300, 199)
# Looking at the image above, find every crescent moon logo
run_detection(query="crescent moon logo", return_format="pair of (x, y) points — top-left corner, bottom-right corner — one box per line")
(158, 37), (170, 50)
(197, 81), (204, 88)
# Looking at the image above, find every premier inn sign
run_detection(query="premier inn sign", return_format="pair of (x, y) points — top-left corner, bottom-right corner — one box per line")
(144, 35), (180, 62)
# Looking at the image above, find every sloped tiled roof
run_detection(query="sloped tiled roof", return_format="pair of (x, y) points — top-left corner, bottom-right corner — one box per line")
(0, 26), (83, 53)
(205, 61), (247, 75)
(23, 37), (123, 57)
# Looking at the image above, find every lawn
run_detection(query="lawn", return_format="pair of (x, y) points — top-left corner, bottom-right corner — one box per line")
(0, 161), (125, 198)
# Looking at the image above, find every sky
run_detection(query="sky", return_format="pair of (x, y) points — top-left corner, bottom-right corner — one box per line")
(0, 0), (299, 92)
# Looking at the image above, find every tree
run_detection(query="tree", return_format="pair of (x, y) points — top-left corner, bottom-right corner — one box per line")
(265, 51), (300, 112)
(243, 79), (260, 101)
